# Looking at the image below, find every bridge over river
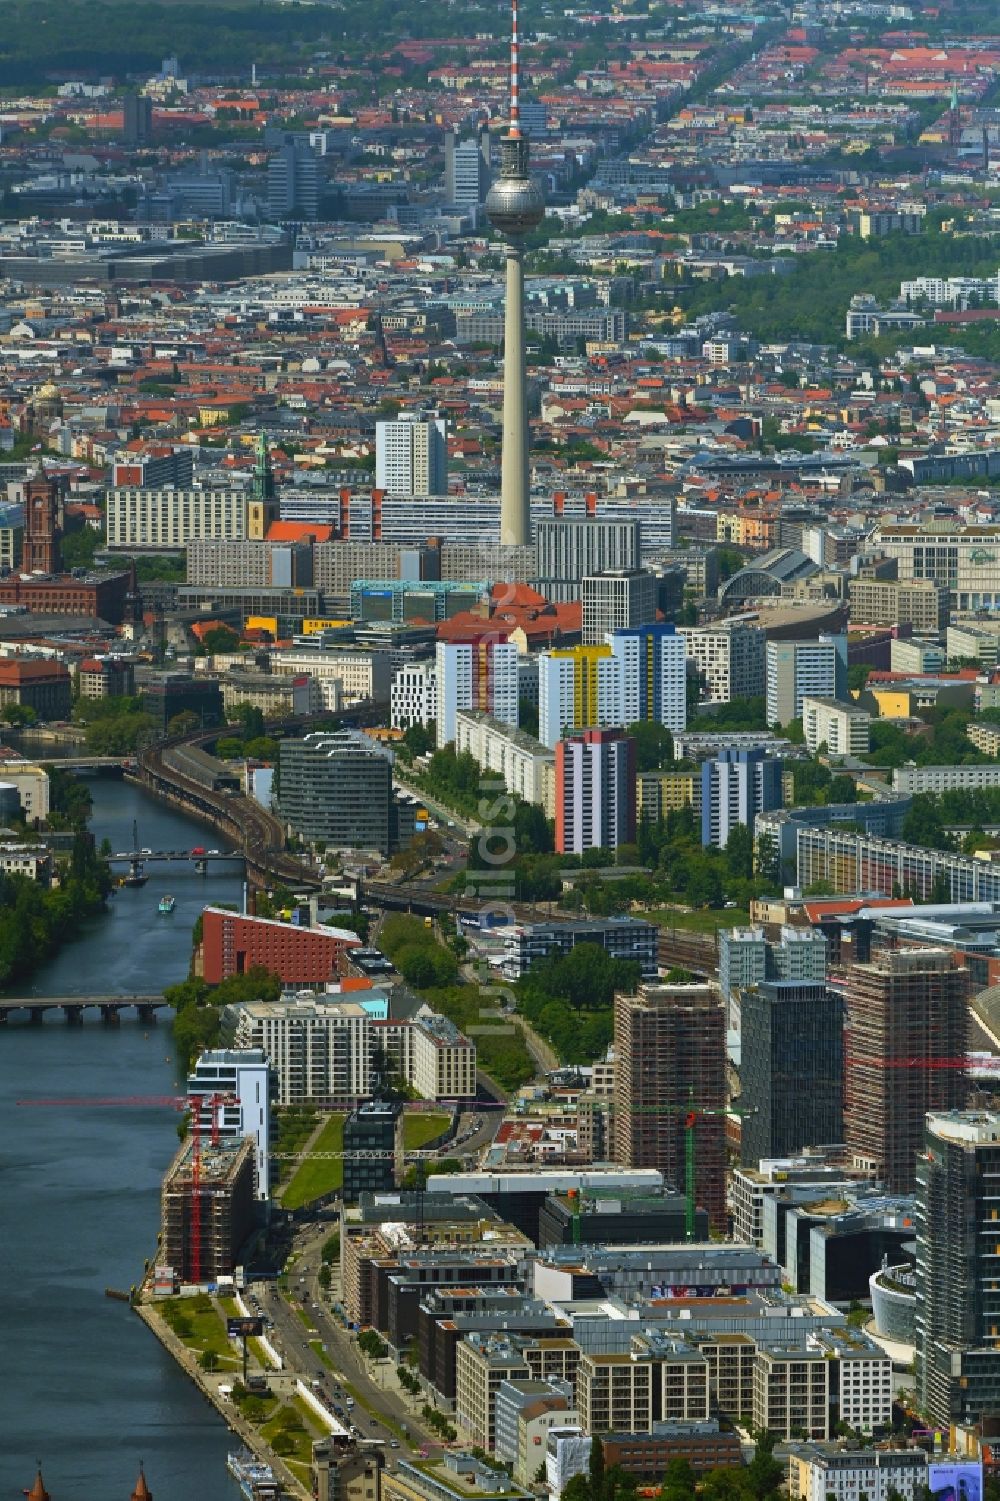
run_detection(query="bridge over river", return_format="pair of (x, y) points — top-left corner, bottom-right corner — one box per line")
(0, 994), (167, 1023)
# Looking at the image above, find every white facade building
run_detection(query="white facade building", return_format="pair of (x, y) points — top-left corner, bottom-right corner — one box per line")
(106, 488), (246, 548)
(229, 995), (371, 1106)
(608, 625), (687, 733)
(679, 623), (766, 704)
(894, 761), (1000, 794)
(187, 1047), (273, 1200)
(454, 709), (555, 813)
(765, 640), (840, 728)
(801, 696), (871, 756)
(390, 661), (438, 729)
(375, 413), (448, 496)
(435, 639), (519, 748)
(411, 1013), (477, 1099)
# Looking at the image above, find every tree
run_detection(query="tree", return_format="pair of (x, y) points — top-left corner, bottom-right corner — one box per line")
(628, 720), (674, 771)
(168, 710), (201, 736)
(1, 704), (37, 727)
(661, 1457), (698, 1501)
(198, 1349), (219, 1371)
(747, 1430), (783, 1498)
(589, 1435), (607, 1501)
(725, 823), (754, 881)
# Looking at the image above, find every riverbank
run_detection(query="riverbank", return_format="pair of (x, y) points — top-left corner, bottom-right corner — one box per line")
(135, 1299), (311, 1501)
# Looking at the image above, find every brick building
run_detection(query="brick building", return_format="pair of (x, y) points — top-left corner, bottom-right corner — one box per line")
(200, 906), (362, 985)
(0, 571), (130, 623)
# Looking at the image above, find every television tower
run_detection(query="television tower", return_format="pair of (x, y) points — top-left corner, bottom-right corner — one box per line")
(486, 0), (544, 547)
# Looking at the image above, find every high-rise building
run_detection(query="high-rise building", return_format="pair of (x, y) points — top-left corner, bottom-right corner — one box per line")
(765, 640), (839, 728)
(801, 697), (871, 757)
(613, 980), (727, 1230)
(678, 623), (765, 705)
(123, 93), (153, 145)
(444, 126), (492, 206)
(435, 636), (519, 747)
(267, 135), (319, 220)
(160, 1136), (256, 1282)
(555, 728), (636, 856)
(916, 1110), (1000, 1427)
(534, 517), (642, 602)
(538, 644), (621, 749)
(739, 980), (843, 1166)
(581, 570), (657, 645)
(485, 0), (545, 546)
(187, 1047), (273, 1201)
(700, 747), (783, 849)
(228, 994), (372, 1106)
(277, 729), (414, 854)
(845, 948), (969, 1192)
(342, 1100), (403, 1203)
(375, 413), (448, 497)
(607, 623), (687, 733)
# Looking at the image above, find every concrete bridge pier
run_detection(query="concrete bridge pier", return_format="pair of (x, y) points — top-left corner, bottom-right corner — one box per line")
(62, 1005), (84, 1025)
(28, 1009), (44, 1024)
(136, 1005), (158, 1023)
(100, 1005), (121, 1025)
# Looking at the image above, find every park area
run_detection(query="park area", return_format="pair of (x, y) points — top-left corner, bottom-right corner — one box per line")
(279, 1108), (451, 1209)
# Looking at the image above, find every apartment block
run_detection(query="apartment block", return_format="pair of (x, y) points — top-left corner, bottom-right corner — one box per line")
(375, 413), (447, 497)
(455, 1335), (530, 1451)
(538, 645), (622, 749)
(107, 487), (247, 548)
(227, 994), (372, 1105)
(679, 623), (766, 704)
(411, 1015), (477, 1100)
(636, 769), (700, 822)
(801, 697), (871, 757)
(435, 637), (519, 747)
(765, 640), (840, 728)
(607, 623), (687, 733)
(454, 709), (555, 814)
(576, 1338), (710, 1436)
(555, 728), (636, 857)
(700, 746), (783, 850)
(390, 662), (437, 729)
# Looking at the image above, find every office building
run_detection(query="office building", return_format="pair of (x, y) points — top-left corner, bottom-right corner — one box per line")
(916, 1110), (1000, 1427)
(106, 487), (247, 548)
(199, 906), (362, 986)
(613, 981), (727, 1230)
(142, 674), (223, 733)
(679, 623), (766, 704)
(277, 729), (413, 854)
(444, 127), (491, 206)
(848, 574), (948, 633)
(845, 948), (969, 1191)
(187, 1047), (272, 1201)
(456, 1335), (531, 1451)
(608, 623), (687, 733)
(342, 1100), (403, 1203)
(122, 92), (153, 144)
(227, 994), (372, 1106)
(581, 570), (657, 645)
(500, 916), (659, 981)
(765, 640), (839, 728)
(485, 0), (545, 548)
(871, 522), (1000, 612)
(534, 517), (642, 602)
(391, 661), (438, 729)
(600, 1422), (742, 1482)
(0, 659), (72, 720)
(739, 981), (843, 1166)
(801, 697), (870, 757)
(435, 637), (519, 747)
(160, 1136), (256, 1282)
(375, 413), (448, 497)
(700, 747), (783, 850)
(576, 1336), (711, 1435)
(267, 135), (319, 220)
(555, 728), (636, 856)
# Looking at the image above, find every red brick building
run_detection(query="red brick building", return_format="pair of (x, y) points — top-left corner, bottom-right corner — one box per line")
(0, 571), (130, 624)
(200, 906), (362, 985)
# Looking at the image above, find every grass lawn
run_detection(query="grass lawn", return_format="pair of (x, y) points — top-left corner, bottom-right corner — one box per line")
(402, 1110), (450, 1150)
(261, 1398), (324, 1470)
(281, 1114), (344, 1209)
(157, 1295), (240, 1368)
(646, 906), (750, 933)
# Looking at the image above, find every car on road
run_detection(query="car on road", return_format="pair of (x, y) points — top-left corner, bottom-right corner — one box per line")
(390, 1441), (400, 1449)
(191, 846), (206, 855)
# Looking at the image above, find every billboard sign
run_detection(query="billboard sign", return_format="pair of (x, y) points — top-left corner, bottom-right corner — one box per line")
(227, 1316), (264, 1338)
(927, 1461), (983, 1501)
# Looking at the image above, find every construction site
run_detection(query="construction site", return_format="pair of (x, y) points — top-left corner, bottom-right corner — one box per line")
(160, 1133), (256, 1284)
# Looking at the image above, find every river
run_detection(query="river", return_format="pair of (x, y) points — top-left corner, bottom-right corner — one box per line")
(0, 776), (248, 1501)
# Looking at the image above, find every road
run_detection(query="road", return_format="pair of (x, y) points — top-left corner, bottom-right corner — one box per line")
(252, 1227), (439, 1467)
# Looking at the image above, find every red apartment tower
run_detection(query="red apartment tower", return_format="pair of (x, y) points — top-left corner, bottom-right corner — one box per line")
(22, 475), (61, 574)
(613, 979), (727, 1231)
(555, 727), (636, 856)
(845, 946), (969, 1192)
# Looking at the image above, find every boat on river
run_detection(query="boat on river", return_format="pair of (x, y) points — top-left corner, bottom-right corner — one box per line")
(158, 895), (176, 914)
(227, 1451), (280, 1501)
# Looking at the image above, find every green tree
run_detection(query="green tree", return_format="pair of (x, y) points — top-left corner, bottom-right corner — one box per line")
(725, 823), (754, 881)
(1, 703), (37, 727)
(628, 720), (675, 771)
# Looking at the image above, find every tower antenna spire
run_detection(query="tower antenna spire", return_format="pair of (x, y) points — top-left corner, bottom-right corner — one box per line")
(509, 0), (521, 139)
